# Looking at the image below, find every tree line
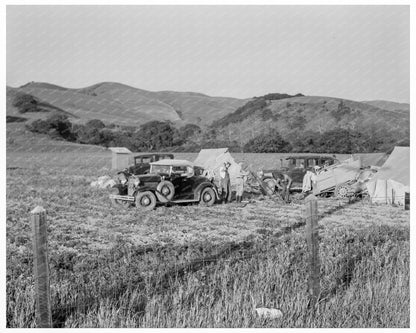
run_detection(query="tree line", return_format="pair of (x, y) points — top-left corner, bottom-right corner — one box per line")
(25, 113), (408, 154)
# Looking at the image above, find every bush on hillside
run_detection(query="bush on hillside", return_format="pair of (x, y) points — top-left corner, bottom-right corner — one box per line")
(46, 114), (74, 140)
(212, 92), (304, 129)
(243, 130), (291, 153)
(6, 115), (27, 123)
(288, 130), (321, 153)
(287, 115), (307, 130)
(331, 100), (352, 122)
(26, 119), (51, 134)
(12, 93), (41, 113)
(136, 121), (178, 150)
(26, 113), (74, 140)
(263, 92), (304, 100)
(201, 139), (242, 152)
(86, 119), (106, 129)
(179, 124), (202, 140)
(211, 98), (268, 128)
(261, 108), (273, 121)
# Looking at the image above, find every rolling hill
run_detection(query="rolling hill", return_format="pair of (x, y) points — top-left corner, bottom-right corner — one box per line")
(211, 95), (410, 145)
(6, 82), (248, 127)
(6, 82), (409, 151)
(360, 100), (410, 113)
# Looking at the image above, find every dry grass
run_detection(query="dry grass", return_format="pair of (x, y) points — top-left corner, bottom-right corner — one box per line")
(6, 150), (410, 328)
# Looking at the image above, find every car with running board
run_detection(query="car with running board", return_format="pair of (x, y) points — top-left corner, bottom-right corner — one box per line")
(110, 159), (220, 210)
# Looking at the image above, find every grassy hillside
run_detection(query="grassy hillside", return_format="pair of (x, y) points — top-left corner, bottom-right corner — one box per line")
(6, 82), (248, 127)
(361, 100), (410, 113)
(212, 95), (409, 145)
(6, 122), (108, 154)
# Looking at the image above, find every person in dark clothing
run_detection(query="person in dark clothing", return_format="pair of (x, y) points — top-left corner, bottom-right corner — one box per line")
(219, 162), (232, 203)
(272, 170), (293, 203)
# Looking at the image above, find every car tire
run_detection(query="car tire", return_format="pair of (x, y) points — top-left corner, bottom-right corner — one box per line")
(199, 187), (216, 206)
(135, 191), (157, 211)
(155, 180), (175, 203)
(110, 186), (131, 208)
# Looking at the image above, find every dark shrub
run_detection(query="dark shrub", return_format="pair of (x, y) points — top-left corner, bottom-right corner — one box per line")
(12, 93), (40, 113)
(86, 119), (106, 129)
(244, 130), (292, 153)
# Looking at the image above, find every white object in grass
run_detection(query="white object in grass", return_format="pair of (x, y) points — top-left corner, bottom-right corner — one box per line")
(255, 307), (283, 319)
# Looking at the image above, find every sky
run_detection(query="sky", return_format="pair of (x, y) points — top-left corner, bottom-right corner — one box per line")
(6, 5), (410, 102)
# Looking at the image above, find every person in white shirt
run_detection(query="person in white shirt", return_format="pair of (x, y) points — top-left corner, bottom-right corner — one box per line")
(302, 168), (317, 194)
(235, 162), (249, 203)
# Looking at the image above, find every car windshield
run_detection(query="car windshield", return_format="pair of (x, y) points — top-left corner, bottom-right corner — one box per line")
(150, 165), (171, 174)
(171, 165), (188, 175)
(135, 156), (152, 164)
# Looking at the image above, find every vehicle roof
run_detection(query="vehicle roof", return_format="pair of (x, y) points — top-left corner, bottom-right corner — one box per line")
(150, 159), (195, 167)
(286, 155), (335, 159)
(133, 153), (174, 157)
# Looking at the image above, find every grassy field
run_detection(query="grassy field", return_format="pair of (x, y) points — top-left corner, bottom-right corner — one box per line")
(6, 148), (410, 328)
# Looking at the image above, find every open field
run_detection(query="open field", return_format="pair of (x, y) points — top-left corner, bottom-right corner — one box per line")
(6, 149), (410, 328)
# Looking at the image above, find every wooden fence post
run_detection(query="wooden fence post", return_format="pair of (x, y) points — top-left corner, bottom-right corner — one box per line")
(405, 192), (410, 210)
(31, 206), (52, 328)
(303, 195), (320, 311)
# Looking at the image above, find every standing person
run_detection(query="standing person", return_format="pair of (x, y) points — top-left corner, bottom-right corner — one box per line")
(219, 161), (232, 203)
(272, 170), (293, 203)
(302, 167), (317, 195)
(235, 162), (249, 203)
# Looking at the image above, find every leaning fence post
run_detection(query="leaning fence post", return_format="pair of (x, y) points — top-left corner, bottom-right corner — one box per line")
(303, 195), (320, 311)
(31, 206), (52, 328)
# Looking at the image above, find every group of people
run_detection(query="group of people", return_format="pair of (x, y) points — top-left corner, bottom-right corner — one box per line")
(217, 161), (248, 204)
(208, 160), (321, 204)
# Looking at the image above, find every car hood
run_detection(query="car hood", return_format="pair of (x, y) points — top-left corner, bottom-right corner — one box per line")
(136, 174), (163, 182)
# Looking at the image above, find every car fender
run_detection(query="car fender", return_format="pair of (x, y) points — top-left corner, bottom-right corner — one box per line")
(134, 186), (156, 196)
(194, 182), (220, 201)
(111, 183), (128, 195)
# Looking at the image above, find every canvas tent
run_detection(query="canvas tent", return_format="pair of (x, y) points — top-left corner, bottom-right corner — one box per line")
(352, 153), (387, 167)
(366, 147), (409, 205)
(193, 148), (242, 188)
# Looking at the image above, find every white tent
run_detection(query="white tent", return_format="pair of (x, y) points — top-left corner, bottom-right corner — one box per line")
(352, 153), (387, 167)
(366, 146), (410, 205)
(193, 148), (242, 188)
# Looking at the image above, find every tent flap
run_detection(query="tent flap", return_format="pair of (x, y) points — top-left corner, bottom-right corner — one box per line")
(366, 147), (409, 205)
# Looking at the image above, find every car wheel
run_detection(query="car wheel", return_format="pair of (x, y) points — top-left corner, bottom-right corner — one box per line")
(110, 186), (131, 208)
(155, 180), (175, 203)
(263, 178), (276, 195)
(335, 184), (352, 198)
(135, 191), (157, 211)
(199, 187), (216, 206)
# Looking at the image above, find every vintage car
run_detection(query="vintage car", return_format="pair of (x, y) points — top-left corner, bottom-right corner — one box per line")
(313, 157), (370, 198)
(119, 153), (174, 178)
(262, 155), (339, 194)
(110, 159), (220, 210)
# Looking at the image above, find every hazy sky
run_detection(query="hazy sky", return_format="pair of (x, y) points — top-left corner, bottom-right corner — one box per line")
(6, 5), (410, 102)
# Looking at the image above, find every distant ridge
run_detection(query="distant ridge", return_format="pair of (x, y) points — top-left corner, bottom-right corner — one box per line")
(360, 100), (410, 112)
(211, 95), (409, 145)
(6, 82), (409, 147)
(7, 81), (248, 126)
